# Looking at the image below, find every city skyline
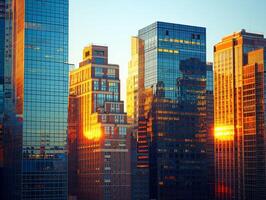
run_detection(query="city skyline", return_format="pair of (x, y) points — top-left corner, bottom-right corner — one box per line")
(69, 0), (266, 103)
(1, 1), (266, 199)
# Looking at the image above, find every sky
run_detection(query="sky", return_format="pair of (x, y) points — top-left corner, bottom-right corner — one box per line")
(69, 0), (266, 103)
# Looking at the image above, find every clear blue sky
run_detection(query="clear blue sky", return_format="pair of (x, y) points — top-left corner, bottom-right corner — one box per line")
(69, 0), (266, 102)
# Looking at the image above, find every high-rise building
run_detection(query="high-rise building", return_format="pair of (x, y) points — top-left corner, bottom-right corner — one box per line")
(69, 45), (131, 200)
(206, 62), (215, 199)
(68, 93), (78, 200)
(126, 36), (146, 200)
(127, 36), (144, 127)
(3, 0), (69, 199)
(214, 30), (266, 200)
(129, 21), (208, 200)
(0, 0), (5, 170)
(0, 0), (5, 197)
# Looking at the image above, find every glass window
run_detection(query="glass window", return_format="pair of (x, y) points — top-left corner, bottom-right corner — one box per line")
(94, 81), (99, 90)
(107, 68), (116, 78)
(119, 127), (127, 136)
(101, 80), (106, 91)
(95, 67), (103, 78)
(95, 57), (105, 64)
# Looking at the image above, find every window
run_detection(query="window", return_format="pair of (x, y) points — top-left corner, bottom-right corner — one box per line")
(106, 94), (113, 101)
(109, 82), (118, 92)
(94, 81), (99, 90)
(95, 67), (103, 77)
(119, 115), (124, 123)
(115, 116), (119, 123)
(110, 126), (114, 135)
(115, 103), (120, 112)
(114, 95), (118, 101)
(107, 68), (116, 78)
(101, 80), (106, 91)
(119, 127), (127, 136)
(95, 57), (105, 64)
(94, 50), (104, 56)
(97, 94), (105, 106)
(111, 104), (115, 112)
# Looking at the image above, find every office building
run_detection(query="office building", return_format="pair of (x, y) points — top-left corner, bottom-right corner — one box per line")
(69, 45), (131, 200)
(3, 0), (69, 199)
(206, 62), (215, 199)
(129, 21), (208, 200)
(127, 36), (144, 127)
(68, 93), (78, 200)
(0, 0), (5, 197)
(126, 36), (146, 200)
(214, 30), (266, 200)
(0, 0), (4, 170)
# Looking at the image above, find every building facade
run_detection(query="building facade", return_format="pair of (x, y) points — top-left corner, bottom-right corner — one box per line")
(0, 0), (4, 170)
(3, 0), (69, 199)
(68, 93), (78, 200)
(214, 30), (266, 200)
(131, 21), (208, 200)
(206, 62), (215, 199)
(126, 36), (146, 200)
(69, 45), (131, 200)
(127, 36), (144, 127)
(0, 0), (5, 197)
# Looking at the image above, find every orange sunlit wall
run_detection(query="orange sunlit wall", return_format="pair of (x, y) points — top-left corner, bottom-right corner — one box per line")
(214, 33), (238, 200)
(214, 30), (266, 200)
(14, 0), (25, 115)
(242, 48), (265, 200)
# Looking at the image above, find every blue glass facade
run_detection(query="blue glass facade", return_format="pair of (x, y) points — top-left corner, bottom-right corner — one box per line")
(0, 0), (4, 146)
(0, 0), (4, 116)
(139, 22), (206, 100)
(137, 22), (208, 200)
(206, 63), (214, 199)
(3, 0), (69, 199)
(0, 1), (5, 194)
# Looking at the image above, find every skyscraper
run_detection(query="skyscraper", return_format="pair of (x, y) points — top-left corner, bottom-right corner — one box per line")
(206, 62), (215, 199)
(68, 93), (78, 200)
(126, 36), (146, 200)
(3, 0), (69, 199)
(0, 1), (5, 197)
(214, 30), (266, 200)
(129, 21), (208, 200)
(127, 36), (144, 128)
(69, 45), (131, 200)
(0, 0), (4, 170)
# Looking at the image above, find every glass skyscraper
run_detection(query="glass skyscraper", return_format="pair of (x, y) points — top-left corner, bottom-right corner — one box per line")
(130, 21), (208, 200)
(0, 0), (5, 169)
(3, 0), (69, 199)
(0, 2), (5, 196)
(206, 62), (215, 199)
